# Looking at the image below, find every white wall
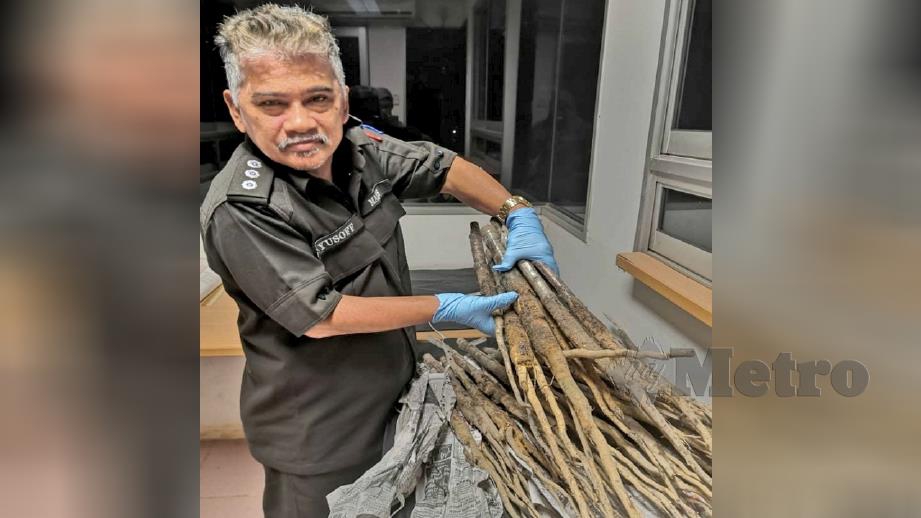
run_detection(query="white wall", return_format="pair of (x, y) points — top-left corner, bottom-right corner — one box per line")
(401, 213), (493, 269)
(539, 0), (712, 399)
(200, 357), (245, 439)
(367, 26), (407, 123)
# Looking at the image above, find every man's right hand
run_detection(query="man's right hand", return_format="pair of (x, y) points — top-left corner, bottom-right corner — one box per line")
(432, 292), (519, 336)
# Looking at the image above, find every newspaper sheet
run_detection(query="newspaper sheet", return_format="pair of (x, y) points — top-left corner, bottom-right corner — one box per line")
(327, 367), (503, 518)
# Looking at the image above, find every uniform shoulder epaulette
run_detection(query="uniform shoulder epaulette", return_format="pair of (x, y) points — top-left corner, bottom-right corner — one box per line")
(343, 117), (381, 148)
(360, 123), (385, 142)
(200, 144), (280, 231)
(226, 156), (274, 205)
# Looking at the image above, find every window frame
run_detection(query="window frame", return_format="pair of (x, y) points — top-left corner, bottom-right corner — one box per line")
(661, 0), (711, 160)
(635, 0), (712, 285)
(646, 172), (712, 281)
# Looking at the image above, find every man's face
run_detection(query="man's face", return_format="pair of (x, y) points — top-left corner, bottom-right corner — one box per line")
(224, 54), (349, 173)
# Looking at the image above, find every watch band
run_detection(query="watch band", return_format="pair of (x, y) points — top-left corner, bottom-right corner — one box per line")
(497, 195), (532, 223)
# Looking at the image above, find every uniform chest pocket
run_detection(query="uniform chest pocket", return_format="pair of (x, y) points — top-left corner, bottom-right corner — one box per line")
(313, 216), (384, 285)
(361, 179), (406, 244)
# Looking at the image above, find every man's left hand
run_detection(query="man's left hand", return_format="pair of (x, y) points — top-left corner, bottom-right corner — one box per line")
(492, 207), (560, 275)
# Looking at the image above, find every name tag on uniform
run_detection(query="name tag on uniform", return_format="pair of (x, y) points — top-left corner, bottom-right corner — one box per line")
(314, 217), (359, 257)
(363, 179), (392, 214)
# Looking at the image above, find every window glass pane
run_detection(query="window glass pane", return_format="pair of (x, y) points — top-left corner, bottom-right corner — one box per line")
(674, 0), (711, 131)
(406, 27), (466, 150)
(511, 0), (561, 202)
(547, 0), (605, 219)
(658, 188), (712, 252)
(512, 0), (604, 224)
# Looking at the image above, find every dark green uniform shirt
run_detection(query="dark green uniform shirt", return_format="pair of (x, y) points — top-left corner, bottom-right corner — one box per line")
(200, 118), (457, 475)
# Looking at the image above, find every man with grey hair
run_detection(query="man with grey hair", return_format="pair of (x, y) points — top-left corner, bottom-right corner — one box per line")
(201, 4), (558, 516)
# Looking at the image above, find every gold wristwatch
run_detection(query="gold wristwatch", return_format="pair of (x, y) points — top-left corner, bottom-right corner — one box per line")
(497, 195), (532, 223)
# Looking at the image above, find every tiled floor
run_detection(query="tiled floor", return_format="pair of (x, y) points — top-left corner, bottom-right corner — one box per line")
(200, 440), (264, 518)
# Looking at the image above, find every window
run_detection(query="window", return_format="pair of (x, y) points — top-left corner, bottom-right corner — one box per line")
(465, 0), (606, 224)
(664, 0), (711, 159)
(650, 183), (712, 280)
(511, 0), (606, 227)
(636, 0), (712, 283)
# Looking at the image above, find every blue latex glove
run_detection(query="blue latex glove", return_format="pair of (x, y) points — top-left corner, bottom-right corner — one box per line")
(433, 292), (519, 336)
(492, 207), (560, 275)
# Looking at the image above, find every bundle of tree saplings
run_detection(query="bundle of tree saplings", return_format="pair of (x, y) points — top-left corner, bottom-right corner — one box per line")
(423, 221), (712, 518)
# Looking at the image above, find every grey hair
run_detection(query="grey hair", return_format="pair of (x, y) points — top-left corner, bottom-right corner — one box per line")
(215, 3), (346, 104)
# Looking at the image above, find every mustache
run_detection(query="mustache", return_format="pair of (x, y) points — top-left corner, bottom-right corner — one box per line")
(277, 133), (329, 151)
